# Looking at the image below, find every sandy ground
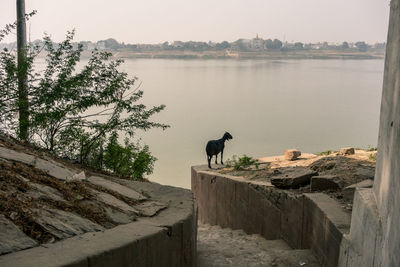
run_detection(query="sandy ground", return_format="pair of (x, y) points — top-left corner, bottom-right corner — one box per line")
(197, 224), (321, 267)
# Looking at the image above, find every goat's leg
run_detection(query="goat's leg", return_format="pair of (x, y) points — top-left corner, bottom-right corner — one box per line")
(207, 155), (211, 168)
(221, 149), (224, 165)
(215, 154), (218, 164)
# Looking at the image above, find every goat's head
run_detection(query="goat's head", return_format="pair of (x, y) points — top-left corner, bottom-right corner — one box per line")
(223, 132), (233, 141)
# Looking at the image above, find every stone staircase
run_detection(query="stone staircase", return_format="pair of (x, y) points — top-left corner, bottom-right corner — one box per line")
(197, 224), (321, 267)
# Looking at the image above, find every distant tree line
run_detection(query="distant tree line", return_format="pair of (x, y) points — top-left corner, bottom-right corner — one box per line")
(0, 37), (386, 53)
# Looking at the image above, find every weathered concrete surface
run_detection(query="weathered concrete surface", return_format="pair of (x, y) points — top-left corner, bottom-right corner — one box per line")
(303, 194), (350, 267)
(342, 179), (373, 201)
(192, 165), (350, 267)
(0, 215), (37, 255)
(339, 189), (382, 267)
(339, 1), (400, 266)
(197, 224), (320, 267)
(0, 180), (197, 267)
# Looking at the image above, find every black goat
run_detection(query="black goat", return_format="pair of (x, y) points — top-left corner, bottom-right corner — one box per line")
(206, 132), (233, 169)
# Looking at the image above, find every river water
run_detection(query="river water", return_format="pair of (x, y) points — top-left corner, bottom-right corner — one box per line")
(35, 58), (384, 189)
(117, 59), (384, 189)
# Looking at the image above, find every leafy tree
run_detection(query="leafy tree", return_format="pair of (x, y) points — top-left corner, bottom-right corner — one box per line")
(102, 38), (120, 50)
(0, 27), (168, 179)
(294, 42), (304, 50)
(342, 41), (349, 49)
(215, 41), (230, 50)
(266, 39), (282, 49)
(355, 41), (368, 52)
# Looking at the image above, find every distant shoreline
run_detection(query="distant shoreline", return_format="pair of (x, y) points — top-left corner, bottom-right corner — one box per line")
(86, 50), (385, 60)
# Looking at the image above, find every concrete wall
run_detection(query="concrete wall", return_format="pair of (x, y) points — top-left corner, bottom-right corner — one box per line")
(373, 0), (400, 265)
(192, 166), (351, 267)
(339, 1), (400, 266)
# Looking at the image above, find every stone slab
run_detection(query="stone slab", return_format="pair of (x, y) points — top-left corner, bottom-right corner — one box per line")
(92, 189), (139, 214)
(0, 215), (37, 255)
(0, 146), (81, 181)
(87, 176), (147, 201)
(35, 158), (78, 181)
(271, 167), (317, 189)
(135, 201), (168, 217)
(0, 146), (35, 165)
(27, 182), (66, 203)
(34, 209), (104, 239)
(103, 206), (135, 224)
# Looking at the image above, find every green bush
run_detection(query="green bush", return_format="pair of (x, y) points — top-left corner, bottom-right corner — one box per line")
(103, 133), (156, 179)
(226, 155), (259, 170)
(317, 150), (333, 156)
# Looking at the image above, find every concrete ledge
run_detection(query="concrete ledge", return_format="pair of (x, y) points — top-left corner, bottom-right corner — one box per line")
(0, 181), (197, 267)
(192, 165), (351, 267)
(338, 188), (383, 267)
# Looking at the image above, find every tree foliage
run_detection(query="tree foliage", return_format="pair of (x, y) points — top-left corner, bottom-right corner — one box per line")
(0, 28), (168, 179)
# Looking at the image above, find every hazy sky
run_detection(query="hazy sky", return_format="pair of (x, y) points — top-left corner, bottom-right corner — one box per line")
(0, 0), (391, 44)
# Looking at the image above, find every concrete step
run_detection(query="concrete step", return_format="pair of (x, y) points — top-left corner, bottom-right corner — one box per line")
(197, 224), (320, 267)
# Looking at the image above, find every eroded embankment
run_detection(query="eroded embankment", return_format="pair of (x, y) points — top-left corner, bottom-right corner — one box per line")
(0, 137), (197, 267)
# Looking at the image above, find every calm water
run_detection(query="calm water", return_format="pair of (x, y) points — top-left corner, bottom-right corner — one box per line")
(119, 59), (384, 189)
(35, 58), (384, 189)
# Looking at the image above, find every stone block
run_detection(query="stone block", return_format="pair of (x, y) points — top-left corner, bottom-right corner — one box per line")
(310, 175), (344, 191)
(284, 149), (301, 161)
(339, 147), (355, 155)
(271, 167), (317, 189)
